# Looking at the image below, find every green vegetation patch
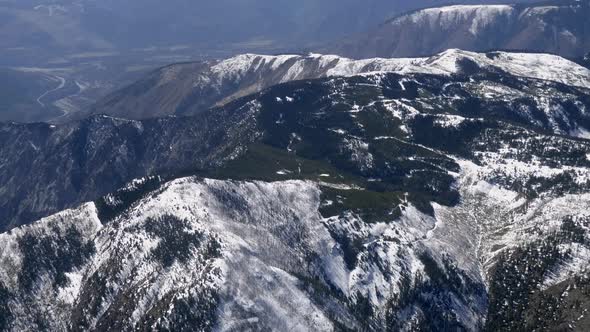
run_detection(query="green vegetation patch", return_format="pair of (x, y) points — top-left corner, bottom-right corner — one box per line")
(207, 143), (362, 185)
(320, 187), (402, 224)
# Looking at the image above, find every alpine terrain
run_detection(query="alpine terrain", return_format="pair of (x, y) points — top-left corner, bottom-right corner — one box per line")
(1, 48), (590, 331)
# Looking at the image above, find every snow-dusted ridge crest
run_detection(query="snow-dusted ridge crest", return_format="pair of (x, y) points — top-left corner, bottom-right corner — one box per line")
(90, 48), (590, 120)
(210, 49), (590, 89)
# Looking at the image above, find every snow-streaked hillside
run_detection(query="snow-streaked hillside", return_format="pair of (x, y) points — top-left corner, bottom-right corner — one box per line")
(212, 49), (590, 88)
(89, 49), (590, 120)
(1, 155), (588, 330)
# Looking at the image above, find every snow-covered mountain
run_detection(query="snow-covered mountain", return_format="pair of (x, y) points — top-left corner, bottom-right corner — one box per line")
(1, 55), (590, 330)
(87, 49), (590, 120)
(326, 0), (590, 59)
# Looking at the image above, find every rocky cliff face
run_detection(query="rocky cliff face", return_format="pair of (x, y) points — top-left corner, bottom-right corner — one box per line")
(326, 1), (590, 59)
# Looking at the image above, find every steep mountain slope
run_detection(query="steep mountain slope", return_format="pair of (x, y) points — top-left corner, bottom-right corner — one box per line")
(1, 60), (590, 330)
(87, 49), (590, 120)
(0, 105), (259, 231)
(326, 0), (590, 59)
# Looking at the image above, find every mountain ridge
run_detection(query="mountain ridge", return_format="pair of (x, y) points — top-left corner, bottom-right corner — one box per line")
(324, 0), (590, 59)
(84, 49), (590, 121)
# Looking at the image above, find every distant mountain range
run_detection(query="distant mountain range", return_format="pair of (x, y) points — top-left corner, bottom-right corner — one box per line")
(326, 0), (590, 59)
